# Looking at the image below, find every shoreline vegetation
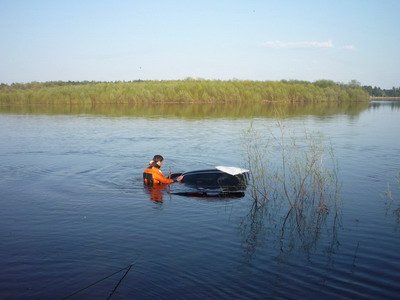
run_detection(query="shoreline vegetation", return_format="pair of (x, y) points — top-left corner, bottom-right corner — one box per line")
(0, 79), (369, 105)
(363, 85), (400, 98)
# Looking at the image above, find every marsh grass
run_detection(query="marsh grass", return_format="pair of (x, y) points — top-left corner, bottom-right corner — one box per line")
(241, 118), (341, 256)
(384, 172), (400, 223)
(0, 80), (369, 105)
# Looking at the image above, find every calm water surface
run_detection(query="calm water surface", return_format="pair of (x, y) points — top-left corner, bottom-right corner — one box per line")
(0, 102), (399, 299)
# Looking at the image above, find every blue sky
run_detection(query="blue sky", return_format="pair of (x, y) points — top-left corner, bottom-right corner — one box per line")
(1, 0), (399, 88)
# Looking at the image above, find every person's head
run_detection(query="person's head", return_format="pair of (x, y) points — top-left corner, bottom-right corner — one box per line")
(150, 154), (164, 168)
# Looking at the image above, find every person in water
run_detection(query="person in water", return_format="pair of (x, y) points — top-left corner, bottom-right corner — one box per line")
(143, 154), (182, 185)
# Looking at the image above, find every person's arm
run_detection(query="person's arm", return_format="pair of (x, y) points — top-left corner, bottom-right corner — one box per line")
(153, 171), (174, 184)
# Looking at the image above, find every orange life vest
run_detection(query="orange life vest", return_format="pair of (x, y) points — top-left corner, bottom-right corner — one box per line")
(143, 166), (174, 185)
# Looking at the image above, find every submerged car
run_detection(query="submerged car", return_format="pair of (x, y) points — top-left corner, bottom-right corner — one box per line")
(169, 166), (249, 198)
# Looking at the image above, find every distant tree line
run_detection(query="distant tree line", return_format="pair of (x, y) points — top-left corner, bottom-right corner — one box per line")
(362, 85), (400, 97)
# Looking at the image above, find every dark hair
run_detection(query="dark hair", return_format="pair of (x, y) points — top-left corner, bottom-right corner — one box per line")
(149, 154), (164, 168)
(153, 155), (164, 162)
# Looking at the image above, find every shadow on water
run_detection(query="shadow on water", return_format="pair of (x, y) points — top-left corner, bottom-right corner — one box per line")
(0, 101), (369, 119)
(144, 184), (246, 204)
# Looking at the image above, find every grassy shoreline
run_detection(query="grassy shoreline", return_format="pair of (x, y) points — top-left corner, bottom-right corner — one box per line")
(0, 79), (369, 105)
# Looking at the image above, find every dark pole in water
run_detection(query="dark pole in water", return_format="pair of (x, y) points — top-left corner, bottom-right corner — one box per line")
(62, 261), (136, 300)
(106, 264), (133, 300)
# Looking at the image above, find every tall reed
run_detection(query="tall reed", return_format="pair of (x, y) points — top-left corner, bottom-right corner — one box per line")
(384, 172), (400, 223)
(241, 119), (341, 255)
(0, 80), (369, 105)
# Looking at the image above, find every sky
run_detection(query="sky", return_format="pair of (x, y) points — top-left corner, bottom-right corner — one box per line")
(0, 0), (399, 88)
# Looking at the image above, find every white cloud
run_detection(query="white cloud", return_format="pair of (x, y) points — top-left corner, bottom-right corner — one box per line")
(262, 40), (334, 49)
(341, 44), (356, 51)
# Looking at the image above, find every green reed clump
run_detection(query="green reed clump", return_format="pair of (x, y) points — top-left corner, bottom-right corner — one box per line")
(244, 122), (339, 207)
(242, 120), (341, 254)
(384, 172), (400, 223)
(0, 79), (369, 105)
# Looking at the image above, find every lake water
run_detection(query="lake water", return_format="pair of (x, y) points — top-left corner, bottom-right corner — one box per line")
(0, 101), (399, 299)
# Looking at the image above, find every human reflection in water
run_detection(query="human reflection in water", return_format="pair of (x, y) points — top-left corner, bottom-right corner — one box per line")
(142, 154), (183, 203)
(144, 184), (169, 203)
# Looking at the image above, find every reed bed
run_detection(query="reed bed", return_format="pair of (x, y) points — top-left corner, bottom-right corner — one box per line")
(241, 120), (341, 255)
(0, 80), (369, 105)
(384, 172), (400, 223)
